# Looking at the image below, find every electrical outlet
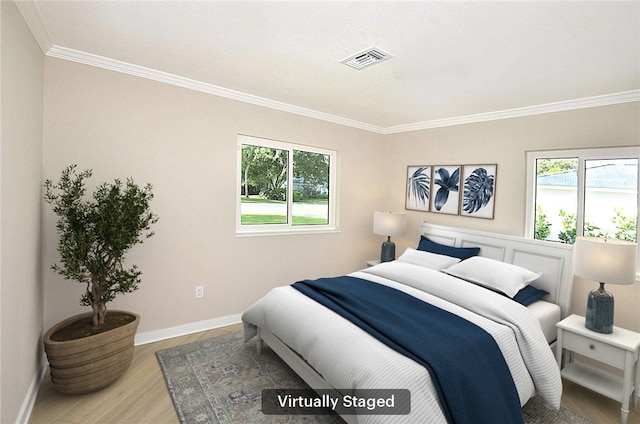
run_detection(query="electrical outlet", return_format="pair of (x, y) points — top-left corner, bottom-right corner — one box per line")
(195, 285), (204, 298)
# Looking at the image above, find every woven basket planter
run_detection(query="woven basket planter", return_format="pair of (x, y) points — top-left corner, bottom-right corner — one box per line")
(43, 310), (140, 394)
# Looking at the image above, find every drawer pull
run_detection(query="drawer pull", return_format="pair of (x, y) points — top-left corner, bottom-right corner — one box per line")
(589, 344), (595, 350)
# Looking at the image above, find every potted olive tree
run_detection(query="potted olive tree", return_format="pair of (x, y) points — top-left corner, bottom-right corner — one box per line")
(43, 165), (159, 394)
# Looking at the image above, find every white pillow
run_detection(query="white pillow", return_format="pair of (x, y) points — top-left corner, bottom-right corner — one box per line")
(442, 256), (541, 297)
(396, 248), (461, 270)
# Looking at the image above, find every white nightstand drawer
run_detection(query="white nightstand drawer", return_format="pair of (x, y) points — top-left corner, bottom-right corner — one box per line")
(563, 331), (626, 368)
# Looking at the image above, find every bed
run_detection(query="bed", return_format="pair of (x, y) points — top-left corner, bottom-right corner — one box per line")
(242, 222), (574, 423)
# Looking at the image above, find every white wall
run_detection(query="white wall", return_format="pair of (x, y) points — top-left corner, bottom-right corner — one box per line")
(0, 2), (44, 423)
(42, 57), (385, 335)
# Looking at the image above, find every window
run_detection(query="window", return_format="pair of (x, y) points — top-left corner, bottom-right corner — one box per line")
(525, 146), (639, 270)
(236, 135), (337, 235)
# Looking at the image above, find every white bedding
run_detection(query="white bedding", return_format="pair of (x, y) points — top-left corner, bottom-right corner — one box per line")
(527, 300), (561, 344)
(242, 261), (562, 423)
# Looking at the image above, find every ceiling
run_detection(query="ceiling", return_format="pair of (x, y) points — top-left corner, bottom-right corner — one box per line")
(17, 1), (640, 134)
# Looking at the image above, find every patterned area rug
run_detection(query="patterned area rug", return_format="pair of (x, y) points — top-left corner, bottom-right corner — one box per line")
(156, 330), (593, 424)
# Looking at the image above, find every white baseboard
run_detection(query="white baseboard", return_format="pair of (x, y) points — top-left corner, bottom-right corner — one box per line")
(20, 313), (242, 424)
(15, 358), (48, 424)
(134, 313), (243, 345)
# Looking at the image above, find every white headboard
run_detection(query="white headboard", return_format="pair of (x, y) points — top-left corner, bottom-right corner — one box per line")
(419, 222), (574, 318)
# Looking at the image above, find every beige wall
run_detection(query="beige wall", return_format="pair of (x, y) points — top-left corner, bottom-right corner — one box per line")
(1, 2), (44, 423)
(2, 9), (638, 421)
(39, 57), (640, 339)
(42, 57), (385, 335)
(381, 102), (640, 332)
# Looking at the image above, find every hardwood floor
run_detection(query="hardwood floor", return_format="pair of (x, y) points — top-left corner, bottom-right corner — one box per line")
(29, 323), (640, 424)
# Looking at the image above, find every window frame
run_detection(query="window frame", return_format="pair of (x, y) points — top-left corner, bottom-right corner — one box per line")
(236, 134), (338, 237)
(525, 146), (640, 275)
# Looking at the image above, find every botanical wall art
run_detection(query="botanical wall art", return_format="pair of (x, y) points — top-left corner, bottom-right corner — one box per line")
(461, 164), (496, 219)
(431, 165), (461, 215)
(406, 166), (431, 211)
(405, 163), (497, 219)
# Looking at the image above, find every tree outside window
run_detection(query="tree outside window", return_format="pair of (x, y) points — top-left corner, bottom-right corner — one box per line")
(237, 135), (336, 234)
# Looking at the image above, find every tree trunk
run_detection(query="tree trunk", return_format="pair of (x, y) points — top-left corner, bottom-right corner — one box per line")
(90, 277), (106, 327)
(91, 302), (107, 327)
(244, 164), (250, 198)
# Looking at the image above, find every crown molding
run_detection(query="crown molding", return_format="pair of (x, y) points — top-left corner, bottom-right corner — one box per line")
(45, 45), (385, 134)
(44, 45), (640, 135)
(382, 89), (640, 134)
(16, 2), (639, 135)
(14, 0), (52, 53)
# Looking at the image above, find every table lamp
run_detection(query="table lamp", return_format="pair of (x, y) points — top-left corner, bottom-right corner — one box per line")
(373, 211), (407, 262)
(573, 236), (637, 334)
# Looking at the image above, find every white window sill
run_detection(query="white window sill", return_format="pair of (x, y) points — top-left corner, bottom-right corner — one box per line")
(235, 228), (340, 237)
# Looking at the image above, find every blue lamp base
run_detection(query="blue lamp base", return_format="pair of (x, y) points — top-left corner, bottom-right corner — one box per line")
(585, 282), (614, 334)
(380, 237), (396, 262)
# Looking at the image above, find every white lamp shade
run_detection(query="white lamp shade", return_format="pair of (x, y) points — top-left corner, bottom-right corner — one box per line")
(573, 236), (637, 285)
(373, 211), (407, 237)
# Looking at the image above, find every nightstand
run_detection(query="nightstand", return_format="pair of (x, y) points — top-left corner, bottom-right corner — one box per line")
(556, 314), (640, 424)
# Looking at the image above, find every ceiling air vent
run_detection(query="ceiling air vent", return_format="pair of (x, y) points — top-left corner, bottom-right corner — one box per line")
(340, 47), (393, 70)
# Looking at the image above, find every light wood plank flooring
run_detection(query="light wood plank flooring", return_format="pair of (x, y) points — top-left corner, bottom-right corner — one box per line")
(29, 323), (640, 424)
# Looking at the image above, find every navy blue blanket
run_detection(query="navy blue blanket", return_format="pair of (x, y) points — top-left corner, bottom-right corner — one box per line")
(292, 276), (523, 424)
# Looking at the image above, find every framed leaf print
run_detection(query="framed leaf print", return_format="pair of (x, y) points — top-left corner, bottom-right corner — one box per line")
(431, 165), (461, 215)
(406, 166), (431, 211)
(461, 164), (497, 219)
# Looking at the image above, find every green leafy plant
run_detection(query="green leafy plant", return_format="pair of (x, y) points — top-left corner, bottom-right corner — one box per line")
(537, 204), (637, 244)
(557, 209), (578, 244)
(557, 209), (611, 243)
(534, 205), (552, 240)
(612, 208), (637, 242)
(44, 165), (159, 328)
